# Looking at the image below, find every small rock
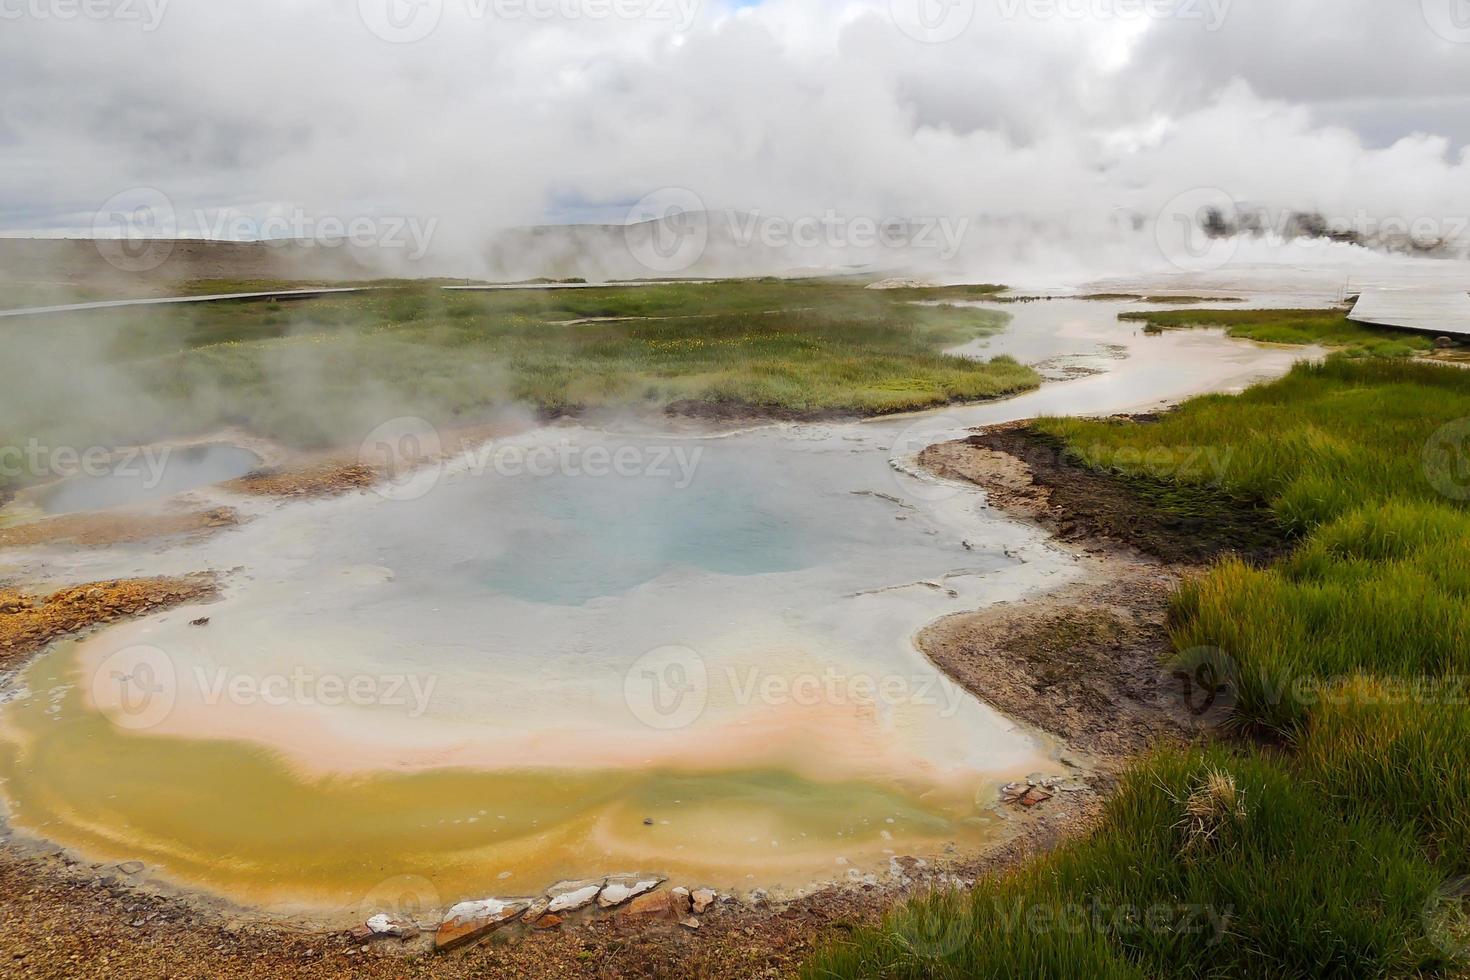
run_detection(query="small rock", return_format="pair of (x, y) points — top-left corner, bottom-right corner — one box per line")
(621, 891), (677, 921)
(1020, 786), (1053, 807)
(434, 899), (531, 952)
(547, 879), (604, 914)
(597, 876), (664, 909)
(365, 914), (416, 938)
(118, 861), (145, 875)
(519, 898), (551, 927)
(678, 916), (701, 930)
(189, 617), (211, 627)
(691, 889), (716, 914)
(532, 914), (563, 931)
(643, 817), (654, 826)
(1436, 336), (1456, 349)
(671, 887), (691, 917)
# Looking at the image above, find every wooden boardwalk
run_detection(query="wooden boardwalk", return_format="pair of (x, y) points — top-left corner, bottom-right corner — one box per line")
(1348, 287), (1470, 338)
(0, 287), (367, 319)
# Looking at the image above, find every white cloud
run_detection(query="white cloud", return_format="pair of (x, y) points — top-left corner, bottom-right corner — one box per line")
(2, 0), (1468, 279)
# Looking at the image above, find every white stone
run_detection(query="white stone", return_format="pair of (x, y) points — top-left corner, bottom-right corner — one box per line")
(598, 877), (664, 909)
(548, 884), (602, 913)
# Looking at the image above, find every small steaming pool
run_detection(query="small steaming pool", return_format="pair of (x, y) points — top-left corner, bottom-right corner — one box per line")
(37, 444), (261, 515)
(0, 300), (1312, 920)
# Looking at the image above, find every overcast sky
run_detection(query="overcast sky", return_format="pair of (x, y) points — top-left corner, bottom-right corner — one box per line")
(3, 0), (1470, 270)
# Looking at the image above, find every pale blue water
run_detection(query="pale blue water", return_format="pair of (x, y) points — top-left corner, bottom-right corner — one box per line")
(354, 436), (892, 606)
(473, 478), (813, 604)
(40, 444), (261, 515)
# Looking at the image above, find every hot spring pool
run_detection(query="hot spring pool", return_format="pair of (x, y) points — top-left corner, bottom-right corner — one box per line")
(0, 301), (1309, 919)
(37, 444), (261, 515)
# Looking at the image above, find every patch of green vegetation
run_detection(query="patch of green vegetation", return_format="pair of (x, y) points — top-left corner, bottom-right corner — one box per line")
(0, 279), (1034, 493)
(1041, 357), (1470, 728)
(1041, 358), (1470, 529)
(0, 278), (365, 311)
(0, 283), (132, 309)
(1299, 677), (1470, 879)
(975, 427), (1290, 564)
(809, 356), (1470, 978)
(1121, 307), (1434, 358)
(168, 278), (343, 296)
(874, 283), (1008, 301)
(806, 747), (1444, 979)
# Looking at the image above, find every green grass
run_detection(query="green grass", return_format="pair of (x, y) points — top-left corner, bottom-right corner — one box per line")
(809, 355), (1470, 978)
(872, 283), (1008, 301)
(1122, 308), (1435, 358)
(1046, 356), (1470, 886)
(0, 282), (142, 309)
(0, 277), (346, 310)
(1299, 678), (1470, 878)
(0, 279), (1034, 493)
(807, 747), (1446, 979)
(1039, 357), (1470, 732)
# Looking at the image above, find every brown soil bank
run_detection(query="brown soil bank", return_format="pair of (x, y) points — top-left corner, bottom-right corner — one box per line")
(914, 421), (1271, 775)
(0, 508), (239, 550)
(920, 557), (1197, 768)
(921, 422), (1292, 565)
(224, 461), (379, 499)
(0, 575), (217, 667)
